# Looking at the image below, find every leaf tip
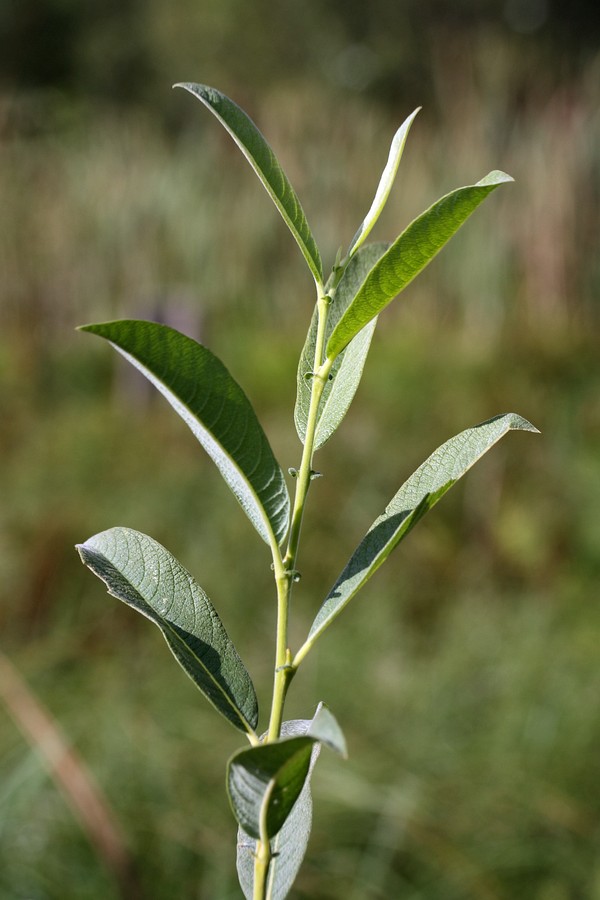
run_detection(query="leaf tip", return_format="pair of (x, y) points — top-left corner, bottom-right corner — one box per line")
(77, 322), (106, 336)
(173, 82), (208, 100)
(76, 535), (98, 561)
(478, 169), (514, 187)
(75, 540), (92, 567)
(508, 413), (540, 434)
(309, 703), (348, 758)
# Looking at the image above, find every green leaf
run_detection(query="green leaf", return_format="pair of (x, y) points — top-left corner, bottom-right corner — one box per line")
(301, 414), (538, 653)
(79, 320), (290, 548)
(77, 527), (259, 735)
(347, 108), (420, 258)
(236, 719), (317, 900)
(327, 171), (514, 359)
(174, 83), (323, 287)
(294, 243), (388, 449)
(235, 705), (346, 900)
(229, 737), (314, 842)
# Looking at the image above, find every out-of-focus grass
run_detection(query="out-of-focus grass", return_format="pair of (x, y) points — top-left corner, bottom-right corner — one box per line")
(1, 59), (600, 898)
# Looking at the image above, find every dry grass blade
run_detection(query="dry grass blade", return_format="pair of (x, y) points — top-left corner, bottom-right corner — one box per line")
(0, 650), (143, 899)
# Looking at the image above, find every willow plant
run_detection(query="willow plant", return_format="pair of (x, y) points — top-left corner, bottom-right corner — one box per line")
(77, 84), (537, 899)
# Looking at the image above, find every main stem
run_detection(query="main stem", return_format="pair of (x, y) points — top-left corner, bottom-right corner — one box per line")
(253, 289), (334, 897)
(268, 289), (332, 741)
(283, 295), (334, 573)
(252, 838), (271, 900)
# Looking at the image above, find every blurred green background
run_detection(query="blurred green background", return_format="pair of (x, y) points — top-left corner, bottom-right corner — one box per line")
(1, 1), (599, 897)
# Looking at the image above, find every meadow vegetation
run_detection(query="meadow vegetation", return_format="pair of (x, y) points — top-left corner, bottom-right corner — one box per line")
(1, 43), (600, 899)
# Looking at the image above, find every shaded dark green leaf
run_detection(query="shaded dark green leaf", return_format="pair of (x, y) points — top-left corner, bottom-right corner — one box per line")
(234, 705), (346, 899)
(229, 738), (313, 842)
(236, 719), (316, 900)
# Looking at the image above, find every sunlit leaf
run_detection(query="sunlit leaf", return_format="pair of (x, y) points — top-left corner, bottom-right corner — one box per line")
(327, 171), (514, 359)
(79, 320), (290, 547)
(301, 414), (538, 654)
(175, 83), (323, 286)
(77, 527), (258, 735)
(294, 243), (388, 449)
(347, 108), (420, 257)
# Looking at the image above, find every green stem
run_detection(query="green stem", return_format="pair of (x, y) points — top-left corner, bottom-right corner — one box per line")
(253, 836), (271, 900)
(267, 571), (295, 743)
(283, 295), (333, 573)
(265, 291), (334, 743)
(255, 289), (336, 897)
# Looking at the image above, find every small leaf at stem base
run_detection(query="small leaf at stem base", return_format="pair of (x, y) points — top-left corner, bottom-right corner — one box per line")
(233, 705), (346, 899)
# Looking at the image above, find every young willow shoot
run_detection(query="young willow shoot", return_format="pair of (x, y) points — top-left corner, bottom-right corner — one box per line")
(77, 84), (538, 899)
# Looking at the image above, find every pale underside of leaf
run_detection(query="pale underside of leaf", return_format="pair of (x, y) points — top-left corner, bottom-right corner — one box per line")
(347, 107), (420, 258)
(174, 83), (323, 287)
(77, 527), (258, 734)
(327, 171), (514, 359)
(304, 413), (538, 650)
(79, 320), (290, 548)
(235, 704), (346, 900)
(294, 243), (389, 449)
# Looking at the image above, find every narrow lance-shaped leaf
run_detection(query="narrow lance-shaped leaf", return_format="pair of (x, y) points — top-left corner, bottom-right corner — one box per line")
(77, 527), (259, 735)
(174, 83), (323, 287)
(347, 107), (420, 258)
(79, 320), (290, 547)
(295, 243), (389, 449)
(300, 414), (538, 655)
(232, 705), (346, 900)
(327, 171), (514, 359)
